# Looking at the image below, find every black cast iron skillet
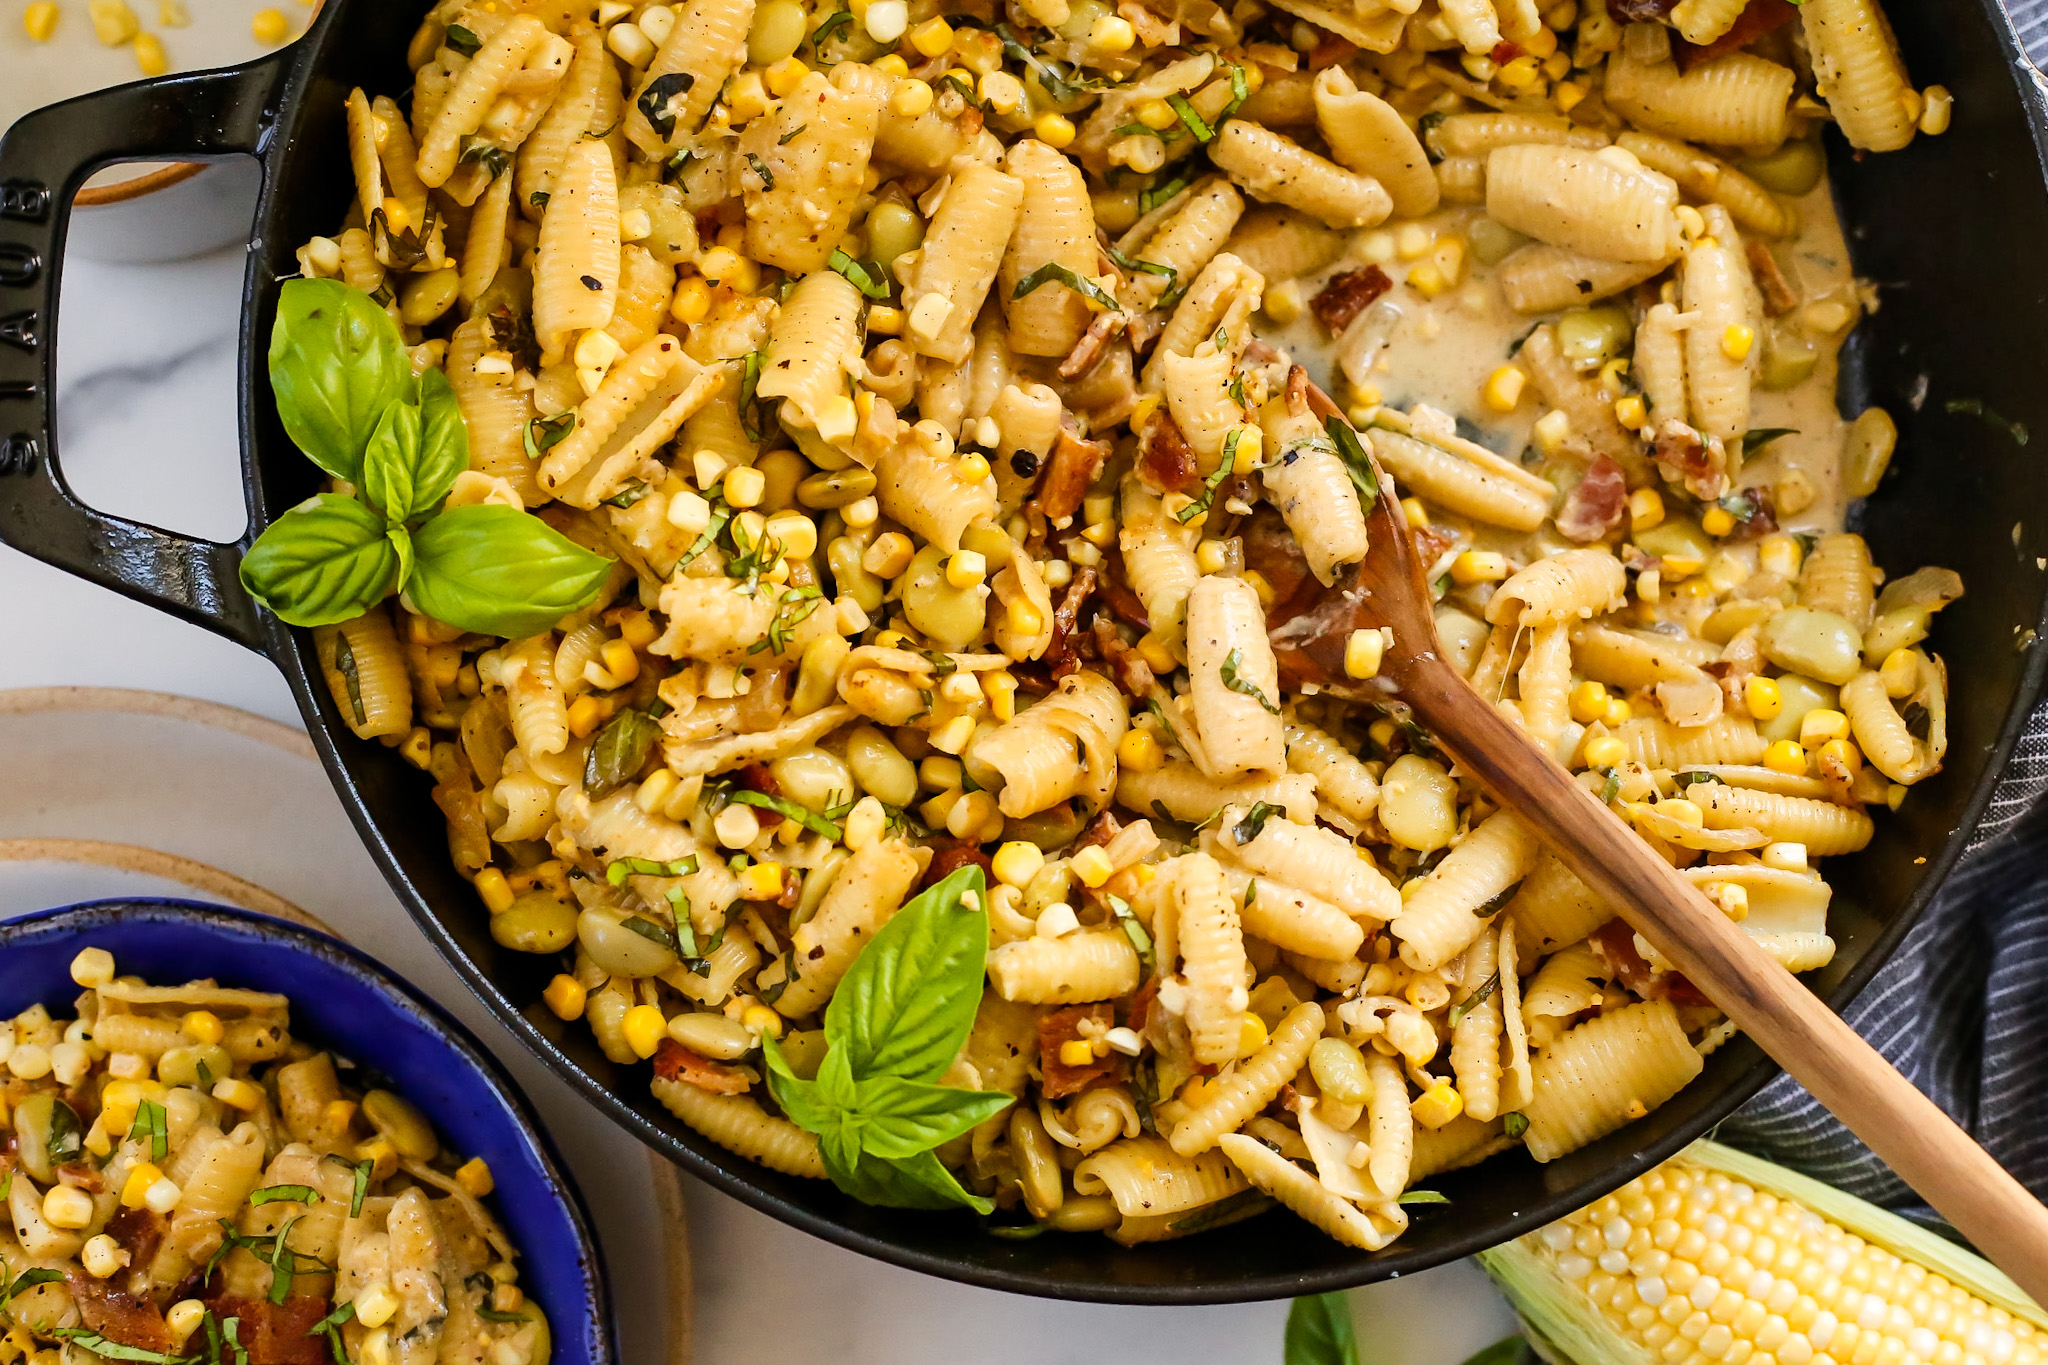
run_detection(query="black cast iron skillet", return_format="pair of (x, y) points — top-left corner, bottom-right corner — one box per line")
(3, 0), (2047, 1304)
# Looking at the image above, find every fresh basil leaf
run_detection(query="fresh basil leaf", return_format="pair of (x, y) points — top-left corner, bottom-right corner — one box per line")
(824, 864), (989, 1083)
(1325, 415), (1380, 510)
(1011, 262), (1120, 313)
(637, 71), (696, 140)
(1397, 1189), (1450, 1204)
(443, 22), (481, 54)
(359, 398), (424, 524)
(1741, 427), (1798, 457)
(1107, 895), (1155, 977)
(476, 1305), (534, 1325)
(1472, 879), (1524, 919)
(823, 1143), (994, 1214)
(48, 1330), (191, 1364)
(1232, 800), (1279, 846)
(850, 1076), (1012, 1159)
(584, 707), (662, 799)
(414, 367), (469, 516)
(406, 503), (612, 637)
(249, 1184), (321, 1206)
(1166, 92), (1215, 142)
(762, 1036), (843, 1132)
(827, 249), (892, 300)
(1220, 646), (1280, 715)
(1460, 1337), (1533, 1365)
(268, 277), (413, 484)
(1285, 1293), (1359, 1365)
(523, 410), (577, 462)
(2, 1266), (64, 1315)
(1503, 1111), (1529, 1139)
(240, 495), (402, 628)
(728, 789), (842, 840)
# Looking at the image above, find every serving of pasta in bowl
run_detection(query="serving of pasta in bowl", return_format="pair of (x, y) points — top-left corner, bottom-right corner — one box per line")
(5, 0), (2048, 1305)
(0, 900), (615, 1361)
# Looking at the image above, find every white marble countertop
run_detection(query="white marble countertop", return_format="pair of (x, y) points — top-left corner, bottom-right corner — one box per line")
(0, 168), (1518, 1365)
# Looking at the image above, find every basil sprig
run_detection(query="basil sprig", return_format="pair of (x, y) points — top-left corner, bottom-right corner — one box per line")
(244, 278), (611, 636)
(763, 865), (1011, 1213)
(1285, 1293), (1359, 1365)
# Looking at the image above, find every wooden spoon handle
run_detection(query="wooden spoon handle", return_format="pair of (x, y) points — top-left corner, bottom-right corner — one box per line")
(1397, 655), (2048, 1301)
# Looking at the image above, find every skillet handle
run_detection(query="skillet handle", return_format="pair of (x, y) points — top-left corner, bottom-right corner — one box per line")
(0, 54), (294, 653)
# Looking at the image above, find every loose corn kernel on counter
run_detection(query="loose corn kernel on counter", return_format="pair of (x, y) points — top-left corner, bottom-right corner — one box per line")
(0, 950), (547, 1365)
(291, 0), (1957, 1251)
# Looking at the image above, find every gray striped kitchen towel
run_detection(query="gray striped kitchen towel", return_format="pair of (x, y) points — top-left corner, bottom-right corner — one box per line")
(1717, 696), (2048, 1226)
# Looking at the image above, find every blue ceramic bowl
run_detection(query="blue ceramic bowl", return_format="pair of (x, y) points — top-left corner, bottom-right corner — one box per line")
(0, 898), (617, 1365)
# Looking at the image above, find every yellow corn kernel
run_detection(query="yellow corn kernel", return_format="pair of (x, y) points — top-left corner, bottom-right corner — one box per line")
(873, 51), (908, 76)
(1613, 394), (1647, 430)
(1757, 531), (1803, 577)
(23, 2), (58, 41)
(1034, 112), (1076, 148)
(1582, 734), (1627, 770)
(983, 669), (1017, 722)
(667, 275), (712, 326)
(1763, 739), (1810, 775)
(454, 1157), (496, 1198)
(621, 1005), (668, 1060)
(181, 1010), (224, 1046)
(1237, 1012), (1270, 1057)
(1058, 1039), (1096, 1068)
(250, 5), (289, 43)
(1117, 726), (1164, 773)
(1344, 627), (1385, 680)
(82, 1233), (129, 1279)
(1482, 364), (1526, 413)
(1136, 98), (1178, 130)
(133, 30), (166, 74)
(1743, 675), (1782, 720)
(1071, 845), (1115, 889)
(1818, 737), (1862, 776)
(1554, 79), (1587, 112)
(1524, 23), (1559, 58)
(739, 861), (784, 899)
(1880, 647), (1921, 698)
(1920, 84), (1953, 136)
(1228, 425), (1264, 473)
(739, 1004), (784, 1040)
(1568, 680), (1610, 725)
(121, 1162), (166, 1209)
(1406, 261), (1448, 299)
(1410, 1079), (1465, 1130)
(89, 0), (137, 43)
(1240, 569), (1275, 607)
(1496, 54), (1543, 90)
(1460, 51), (1497, 81)
(565, 694), (606, 739)
(725, 70), (771, 123)
(889, 77), (935, 120)
(956, 450), (991, 483)
(908, 16), (952, 55)
(1003, 598), (1045, 638)
(166, 1301), (206, 1348)
(1603, 697), (1633, 726)
(1720, 323), (1755, 362)
(992, 841), (1045, 890)
(323, 1099), (358, 1133)
(44, 1185), (95, 1230)
(765, 56), (808, 97)
(1135, 632), (1177, 675)
(353, 1283), (401, 1331)
(1799, 707), (1850, 746)
(1450, 550), (1509, 584)
(1628, 488), (1665, 532)
(1088, 13), (1134, 49)
(929, 713), (975, 756)
(543, 974), (587, 1021)
(945, 549), (987, 590)
(212, 1077), (264, 1111)
(1700, 505), (1737, 537)
(70, 946), (115, 988)
(865, 304), (904, 336)
(1531, 408), (1571, 455)
(474, 867), (515, 914)
(1399, 497), (1430, 529)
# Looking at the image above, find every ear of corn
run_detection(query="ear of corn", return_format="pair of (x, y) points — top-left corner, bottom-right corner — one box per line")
(1480, 1140), (2048, 1365)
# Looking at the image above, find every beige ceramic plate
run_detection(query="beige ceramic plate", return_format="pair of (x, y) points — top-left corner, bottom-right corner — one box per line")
(0, 686), (692, 1365)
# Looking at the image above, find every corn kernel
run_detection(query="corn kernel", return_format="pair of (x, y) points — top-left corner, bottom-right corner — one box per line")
(1614, 394), (1647, 430)
(1627, 488), (1665, 533)
(1483, 364), (1527, 413)
(1058, 1039), (1096, 1068)
(957, 450), (992, 483)
(1344, 627), (1385, 680)
(24, 2), (58, 41)
(1920, 84), (1953, 136)
(622, 1005), (667, 1060)
(121, 1163), (166, 1209)
(1733, 676), (1782, 722)
(908, 15), (952, 54)
(1180, 1076), (1211, 1106)
(765, 55), (809, 96)
(1228, 425), (1264, 473)
(725, 70), (771, 122)
(1460, 51), (1497, 81)
(1554, 80), (1587, 112)
(1720, 323), (1755, 363)
(1088, 13), (1133, 49)
(1399, 228), (1436, 264)
(1763, 739), (1810, 775)
(1407, 262), (1448, 298)
(181, 1010), (225, 1046)
(1756, 532), (1803, 578)
(861, 303), (906, 337)
(143, 1175), (182, 1215)
(89, 0), (137, 42)
(1451, 550), (1509, 584)
(80, 1232), (129, 1279)
(1002, 598), (1045, 638)
(983, 669), (1018, 722)
(739, 861), (784, 899)
(1036, 901), (1080, 938)
(934, 548), (986, 591)
(992, 841), (1045, 890)
(1135, 632), (1177, 674)
(1799, 707), (1850, 746)
(1399, 497), (1430, 529)
(542, 974), (587, 1021)
(213, 1077), (264, 1111)
(473, 866), (516, 915)
(1033, 111), (1076, 148)
(166, 1301), (206, 1347)
(1818, 737), (1862, 777)
(70, 947), (115, 988)
(1497, 54), (1543, 90)
(353, 1283), (401, 1331)
(455, 1157), (496, 1198)
(323, 1098), (358, 1134)
(932, 713), (976, 755)
(1569, 680), (1610, 724)
(1582, 735), (1628, 770)
(1137, 98), (1178, 130)
(250, 5), (289, 43)
(1604, 698), (1633, 726)
(133, 30), (166, 74)
(1071, 845), (1115, 889)
(1411, 1079), (1465, 1130)
(1700, 505), (1737, 538)
(717, 465), (764, 511)
(40, 1185), (93, 1232)
(1762, 840), (1808, 872)
(1117, 727), (1164, 773)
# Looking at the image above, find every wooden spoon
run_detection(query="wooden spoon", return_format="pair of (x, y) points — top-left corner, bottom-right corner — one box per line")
(1272, 381), (2048, 1299)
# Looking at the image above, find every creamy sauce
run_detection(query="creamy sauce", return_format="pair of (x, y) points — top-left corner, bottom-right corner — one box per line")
(1268, 183), (1864, 538)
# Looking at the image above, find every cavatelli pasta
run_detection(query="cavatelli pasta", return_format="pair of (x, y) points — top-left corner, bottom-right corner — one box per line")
(1215, 810), (1400, 922)
(1800, 532), (1878, 629)
(986, 929), (1143, 1003)
(1801, 0), (1918, 152)
(971, 670), (1128, 817)
(1392, 810), (1541, 972)
(1261, 400), (1369, 584)
(1217, 1133), (1407, 1249)
(1121, 178), (1245, 313)
(1615, 130), (1793, 238)
(1119, 474), (1202, 642)
(1171, 852), (1253, 1067)
(1284, 720), (1380, 826)
(1184, 575), (1287, 779)
(1487, 549), (1630, 628)
(1506, 854), (1612, 955)
(531, 138), (620, 366)
(1001, 139), (1101, 358)
(1312, 69), (1438, 220)
(1603, 49), (1795, 150)
(1433, 112), (1610, 158)
(903, 164), (1025, 365)
(777, 838), (922, 1016)
(1522, 1000), (1704, 1162)
(625, 0), (754, 156)
(1117, 763), (1319, 826)
(741, 66), (884, 274)
(1681, 207), (1759, 443)
(653, 1078), (827, 1178)
(1496, 243), (1668, 314)
(1689, 785), (1876, 855)
(757, 270), (865, 440)
(1208, 120), (1393, 230)
(1170, 1000), (1322, 1153)
(1485, 144), (1680, 264)
(316, 607), (412, 740)
(1635, 301), (1690, 430)
(1365, 423), (1555, 530)
(1615, 714), (1767, 767)
(1073, 1136), (1249, 1218)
